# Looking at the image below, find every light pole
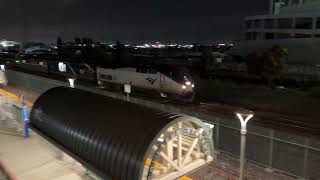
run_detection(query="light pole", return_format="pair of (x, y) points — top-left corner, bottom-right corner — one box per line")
(68, 78), (76, 88)
(0, 64), (8, 86)
(124, 84), (131, 101)
(236, 110), (254, 180)
(0, 65), (5, 71)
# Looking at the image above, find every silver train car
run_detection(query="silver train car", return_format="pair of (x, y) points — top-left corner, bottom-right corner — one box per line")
(97, 65), (195, 101)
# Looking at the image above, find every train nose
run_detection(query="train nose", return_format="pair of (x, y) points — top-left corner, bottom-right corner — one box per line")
(181, 84), (194, 93)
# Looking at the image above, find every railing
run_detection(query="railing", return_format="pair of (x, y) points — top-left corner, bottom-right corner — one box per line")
(213, 118), (320, 179)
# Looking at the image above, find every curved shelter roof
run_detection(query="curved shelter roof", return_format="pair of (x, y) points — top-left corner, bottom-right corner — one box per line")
(30, 87), (214, 180)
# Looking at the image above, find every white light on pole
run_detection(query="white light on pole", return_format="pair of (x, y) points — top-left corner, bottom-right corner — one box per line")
(58, 62), (67, 72)
(236, 110), (254, 180)
(68, 78), (76, 88)
(124, 84), (131, 101)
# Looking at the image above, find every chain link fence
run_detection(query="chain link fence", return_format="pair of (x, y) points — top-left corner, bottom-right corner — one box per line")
(212, 117), (320, 179)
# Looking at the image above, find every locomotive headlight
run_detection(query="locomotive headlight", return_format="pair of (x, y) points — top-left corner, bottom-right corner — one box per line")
(191, 84), (195, 88)
(182, 85), (187, 89)
(185, 81), (191, 86)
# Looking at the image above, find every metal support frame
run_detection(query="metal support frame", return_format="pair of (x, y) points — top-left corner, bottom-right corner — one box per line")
(144, 121), (214, 180)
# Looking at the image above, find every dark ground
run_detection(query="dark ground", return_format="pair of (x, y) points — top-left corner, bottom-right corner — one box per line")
(195, 77), (320, 123)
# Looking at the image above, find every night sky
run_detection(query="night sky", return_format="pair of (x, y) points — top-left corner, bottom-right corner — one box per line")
(0, 0), (268, 44)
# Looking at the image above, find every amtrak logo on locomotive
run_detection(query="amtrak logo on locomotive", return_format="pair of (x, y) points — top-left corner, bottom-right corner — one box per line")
(146, 78), (157, 85)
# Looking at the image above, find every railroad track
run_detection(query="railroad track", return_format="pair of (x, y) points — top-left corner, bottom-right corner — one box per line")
(199, 102), (320, 135)
(7, 66), (320, 135)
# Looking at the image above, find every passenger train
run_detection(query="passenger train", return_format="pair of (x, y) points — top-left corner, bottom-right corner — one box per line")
(6, 56), (195, 101)
(97, 65), (195, 102)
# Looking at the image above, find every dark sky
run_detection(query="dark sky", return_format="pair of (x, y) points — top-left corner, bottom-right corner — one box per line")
(0, 0), (268, 44)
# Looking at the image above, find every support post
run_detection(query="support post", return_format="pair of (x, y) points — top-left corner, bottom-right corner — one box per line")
(269, 130), (274, 168)
(302, 138), (310, 178)
(178, 122), (182, 167)
(239, 131), (246, 180)
(21, 95), (29, 138)
(126, 93), (130, 101)
(214, 119), (220, 150)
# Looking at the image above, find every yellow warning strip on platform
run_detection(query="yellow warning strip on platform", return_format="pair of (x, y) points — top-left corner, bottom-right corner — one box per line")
(0, 88), (33, 107)
(179, 176), (193, 180)
(145, 158), (161, 169)
(145, 159), (193, 180)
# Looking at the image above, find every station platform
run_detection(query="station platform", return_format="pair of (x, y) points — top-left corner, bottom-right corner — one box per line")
(0, 86), (94, 180)
(0, 85), (296, 180)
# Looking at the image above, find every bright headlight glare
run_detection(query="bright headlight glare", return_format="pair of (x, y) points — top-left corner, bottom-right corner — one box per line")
(185, 81), (191, 85)
(182, 85), (187, 89)
(191, 84), (195, 88)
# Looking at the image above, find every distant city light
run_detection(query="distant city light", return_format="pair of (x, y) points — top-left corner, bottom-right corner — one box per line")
(144, 44), (150, 48)
(0, 40), (20, 48)
(132, 42), (198, 49)
(168, 44), (177, 47)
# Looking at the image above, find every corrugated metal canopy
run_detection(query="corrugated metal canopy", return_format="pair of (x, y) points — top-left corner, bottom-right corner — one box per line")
(30, 87), (212, 180)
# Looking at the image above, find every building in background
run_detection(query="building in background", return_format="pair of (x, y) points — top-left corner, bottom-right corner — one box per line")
(229, 0), (320, 66)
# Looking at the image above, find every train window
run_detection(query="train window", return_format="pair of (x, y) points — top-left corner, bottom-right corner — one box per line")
(148, 69), (157, 74)
(100, 74), (112, 80)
